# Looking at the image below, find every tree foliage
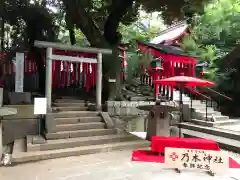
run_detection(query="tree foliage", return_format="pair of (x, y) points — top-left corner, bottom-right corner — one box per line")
(181, 0), (240, 116)
(0, 0), (210, 99)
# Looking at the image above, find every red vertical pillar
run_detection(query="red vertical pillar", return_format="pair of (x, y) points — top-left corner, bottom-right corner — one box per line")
(154, 69), (158, 98)
(60, 61), (64, 88)
(162, 61), (166, 96)
(180, 61), (183, 75)
(70, 63), (73, 86)
(93, 63), (96, 87)
(123, 50), (127, 81)
(73, 63), (77, 86)
(86, 63), (90, 92)
(120, 50), (123, 80)
(55, 61), (60, 89)
(171, 61), (174, 100)
(76, 63), (79, 86)
(82, 63), (86, 88)
(89, 63), (92, 88)
(192, 62), (195, 77)
(52, 60), (56, 89)
(188, 63), (192, 76)
(65, 62), (69, 88)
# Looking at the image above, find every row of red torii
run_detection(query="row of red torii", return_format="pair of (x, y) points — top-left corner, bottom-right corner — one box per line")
(0, 42), (127, 99)
(137, 41), (197, 100)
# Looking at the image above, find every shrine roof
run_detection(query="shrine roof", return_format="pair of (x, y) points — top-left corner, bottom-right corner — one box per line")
(137, 40), (198, 59)
(150, 21), (189, 44)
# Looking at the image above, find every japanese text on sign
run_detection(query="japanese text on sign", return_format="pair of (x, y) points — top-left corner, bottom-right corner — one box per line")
(164, 148), (229, 174)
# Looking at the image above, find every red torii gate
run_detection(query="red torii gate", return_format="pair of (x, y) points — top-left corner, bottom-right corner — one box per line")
(136, 40), (197, 99)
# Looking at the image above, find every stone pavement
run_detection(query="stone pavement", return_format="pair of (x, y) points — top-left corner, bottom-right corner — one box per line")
(0, 150), (239, 180)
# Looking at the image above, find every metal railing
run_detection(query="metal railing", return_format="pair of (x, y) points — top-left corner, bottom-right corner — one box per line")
(205, 87), (232, 101)
(198, 87), (232, 115)
(184, 87), (212, 121)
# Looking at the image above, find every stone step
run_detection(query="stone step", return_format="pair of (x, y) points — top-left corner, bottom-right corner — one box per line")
(55, 116), (102, 125)
(193, 110), (222, 117)
(129, 96), (155, 101)
(207, 115), (229, 121)
(189, 119), (240, 127)
(53, 102), (86, 107)
(56, 122), (105, 132)
(53, 106), (89, 111)
(13, 138), (26, 153)
(189, 104), (207, 108)
(60, 96), (83, 99)
(12, 140), (150, 163)
(27, 134), (141, 152)
(55, 99), (85, 103)
(180, 122), (240, 140)
(50, 111), (99, 118)
(182, 100), (203, 105)
(27, 134), (139, 152)
(46, 129), (117, 140)
(181, 128), (240, 152)
(193, 107), (215, 112)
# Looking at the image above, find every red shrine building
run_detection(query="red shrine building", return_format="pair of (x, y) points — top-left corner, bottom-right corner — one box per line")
(136, 21), (198, 100)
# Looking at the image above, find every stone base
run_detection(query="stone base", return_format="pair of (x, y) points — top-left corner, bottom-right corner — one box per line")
(8, 92), (31, 105)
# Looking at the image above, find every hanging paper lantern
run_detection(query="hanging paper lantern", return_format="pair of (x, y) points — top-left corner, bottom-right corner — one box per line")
(80, 62), (83, 73)
(89, 63), (92, 74)
(60, 61), (64, 71)
(70, 63), (73, 72)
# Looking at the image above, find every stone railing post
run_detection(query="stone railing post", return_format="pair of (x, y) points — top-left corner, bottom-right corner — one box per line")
(96, 53), (102, 111)
(46, 48), (53, 112)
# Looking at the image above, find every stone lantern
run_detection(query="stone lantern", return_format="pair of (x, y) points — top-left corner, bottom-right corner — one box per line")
(138, 101), (179, 141)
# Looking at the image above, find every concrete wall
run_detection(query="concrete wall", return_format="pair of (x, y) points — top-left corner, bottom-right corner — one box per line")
(2, 105), (40, 145)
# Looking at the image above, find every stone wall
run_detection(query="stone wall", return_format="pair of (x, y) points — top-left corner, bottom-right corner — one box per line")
(106, 101), (154, 116)
(106, 100), (187, 133)
(106, 101), (150, 133)
(2, 105), (40, 145)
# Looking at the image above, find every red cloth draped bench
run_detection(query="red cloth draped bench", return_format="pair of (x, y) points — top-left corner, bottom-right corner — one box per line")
(151, 136), (220, 153)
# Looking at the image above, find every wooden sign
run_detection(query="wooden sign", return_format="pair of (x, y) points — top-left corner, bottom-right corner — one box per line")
(164, 147), (229, 174)
(34, 98), (47, 115)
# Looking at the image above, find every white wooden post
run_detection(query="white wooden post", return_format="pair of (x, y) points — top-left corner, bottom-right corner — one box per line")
(96, 53), (102, 111)
(46, 48), (53, 112)
(15, 52), (24, 92)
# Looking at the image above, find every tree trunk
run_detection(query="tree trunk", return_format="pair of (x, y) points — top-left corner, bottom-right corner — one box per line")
(0, 0), (5, 50)
(62, 0), (123, 101)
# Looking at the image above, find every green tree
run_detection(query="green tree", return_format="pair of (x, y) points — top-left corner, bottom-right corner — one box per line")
(2, 0), (209, 100)
(181, 0), (240, 115)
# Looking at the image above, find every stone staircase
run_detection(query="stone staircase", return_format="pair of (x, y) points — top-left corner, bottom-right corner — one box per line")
(173, 90), (240, 152)
(173, 90), (240, 127)
(11, 97), (149, 164)
(125, 78), (240, 152)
